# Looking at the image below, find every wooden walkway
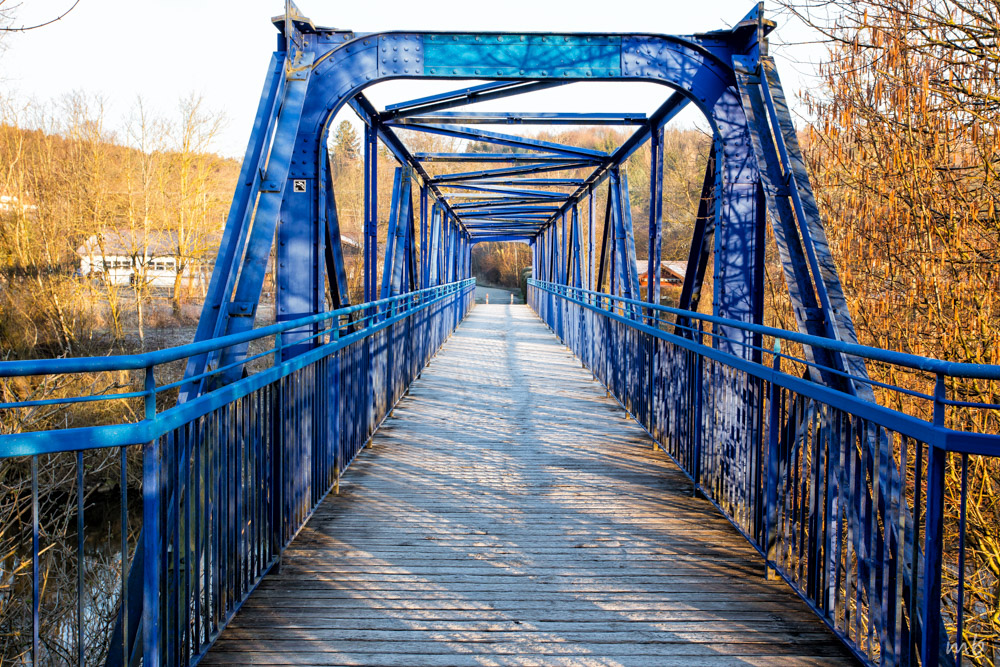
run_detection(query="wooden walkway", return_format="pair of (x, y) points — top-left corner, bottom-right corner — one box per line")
(202, 305), (855, 666)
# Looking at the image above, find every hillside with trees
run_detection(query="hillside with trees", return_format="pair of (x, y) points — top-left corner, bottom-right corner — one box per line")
(0, 95), (239, 359)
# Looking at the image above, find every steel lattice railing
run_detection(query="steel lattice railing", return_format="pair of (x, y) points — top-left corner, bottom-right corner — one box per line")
(529, 278), (1000, 667)
(0, 279), (474, 666)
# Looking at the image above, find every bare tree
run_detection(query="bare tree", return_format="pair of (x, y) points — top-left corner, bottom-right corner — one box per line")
(168, 94), (225, 316)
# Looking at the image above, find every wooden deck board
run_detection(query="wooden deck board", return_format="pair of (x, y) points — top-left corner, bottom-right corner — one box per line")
(201, 305), (855, 667)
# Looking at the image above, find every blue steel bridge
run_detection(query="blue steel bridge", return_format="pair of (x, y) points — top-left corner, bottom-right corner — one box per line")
(1, 3), (998, 666)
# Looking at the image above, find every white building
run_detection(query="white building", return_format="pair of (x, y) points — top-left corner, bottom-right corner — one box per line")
(76, 231), (208, 290)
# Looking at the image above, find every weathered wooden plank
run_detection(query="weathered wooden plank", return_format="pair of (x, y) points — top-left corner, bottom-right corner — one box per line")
(202, 652), (850, 667)
(201, 305), (855, 666)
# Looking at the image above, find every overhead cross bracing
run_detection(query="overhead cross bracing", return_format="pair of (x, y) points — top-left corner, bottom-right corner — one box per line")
(362, 87), (678, 245)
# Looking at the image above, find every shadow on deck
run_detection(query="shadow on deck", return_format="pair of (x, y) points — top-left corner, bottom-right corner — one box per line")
(201, 305), (856, 667)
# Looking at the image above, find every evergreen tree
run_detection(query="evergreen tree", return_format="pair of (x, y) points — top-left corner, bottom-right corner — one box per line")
(332, 120), (360, 171)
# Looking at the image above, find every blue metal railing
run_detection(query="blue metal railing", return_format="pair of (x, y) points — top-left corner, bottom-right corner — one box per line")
(529, 278), (1000, 667)
(0, 278), (474, 666)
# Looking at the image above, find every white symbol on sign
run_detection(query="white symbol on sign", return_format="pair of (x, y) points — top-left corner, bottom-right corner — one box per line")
(293, 179), (307, 193)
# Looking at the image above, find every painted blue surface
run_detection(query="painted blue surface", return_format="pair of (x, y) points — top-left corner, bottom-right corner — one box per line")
(423, 34), (622, 78)
(0, 280), (474, 667)
(4, 5), (994, 666)
(528, 279), (998, 667)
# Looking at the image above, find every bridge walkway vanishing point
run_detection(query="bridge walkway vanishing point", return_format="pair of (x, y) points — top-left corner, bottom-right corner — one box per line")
(202, 305), (855, 666)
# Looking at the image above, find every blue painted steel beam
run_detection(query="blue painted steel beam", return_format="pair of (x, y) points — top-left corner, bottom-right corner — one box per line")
(586, 185), (595, 290)
(430, 161), (594, 183)
(392, 122), (608, 159)
(468, 178), (584, 186)
(179, 51), (284, 403)
(214, 49), (312, 380)
(646, 126), (664, 308)
(462, 215), (552, 221)
(415, 152), (576, 162)
(610, 169), (640, 300)
(321, 147), (351, 308)
(364, 122), (378, 301)
(393, 112), (647, 125)
(449, 197), (564, 208)
(435, 183), (570, 199)
(380, 80), (568, 120)
(463, 221), (549, 227)
(380, 167), (414, 299)
(536, 90), (689, 234)
(457, 209), (564, 217)
(348, 94), (468, 234)
(460, 209), (562, 218)
(383, 81), (523, 112)
(676, 144), (717, 320)
(420, 186), (428, 290)
(427, 204), (442, 286)
(473, 234), (535, 243)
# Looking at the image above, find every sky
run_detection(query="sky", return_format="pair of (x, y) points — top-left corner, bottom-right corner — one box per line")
(1, 0), (829, 157)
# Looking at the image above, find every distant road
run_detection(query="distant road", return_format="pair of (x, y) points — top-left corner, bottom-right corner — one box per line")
(474, 284), (523, 304)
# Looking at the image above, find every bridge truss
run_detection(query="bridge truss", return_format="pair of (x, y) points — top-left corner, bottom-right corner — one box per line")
(0, 3), (997, 667)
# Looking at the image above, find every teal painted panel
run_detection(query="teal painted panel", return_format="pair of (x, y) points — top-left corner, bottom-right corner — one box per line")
(423, 34), (621, 78)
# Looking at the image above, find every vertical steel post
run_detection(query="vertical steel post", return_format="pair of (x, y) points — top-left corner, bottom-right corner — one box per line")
(764, 341), (781, 578)
(364, 124), (378, 302)
(142, 366), (161, 667)
(420, 186), (428, 287)
(920, 374), (947, 667)
(560, 212), (568, 285)
(692, 322), (704, 490)
(271, 333), (284, 570)
(587, 186), (595, 291)
(647, 126), (664, 316)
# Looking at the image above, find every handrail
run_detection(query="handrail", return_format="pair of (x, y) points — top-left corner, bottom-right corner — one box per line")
(529, 279), (1000, 380)
(0, 280), (473, 378)
(0, 279), (476, 455)
(529, 279), (999, 667)
(0, 278), (476, 667)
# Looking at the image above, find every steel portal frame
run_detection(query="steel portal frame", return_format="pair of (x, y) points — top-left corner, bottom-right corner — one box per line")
(148, 3), (897, 664)
(182, 0), (813, 393)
